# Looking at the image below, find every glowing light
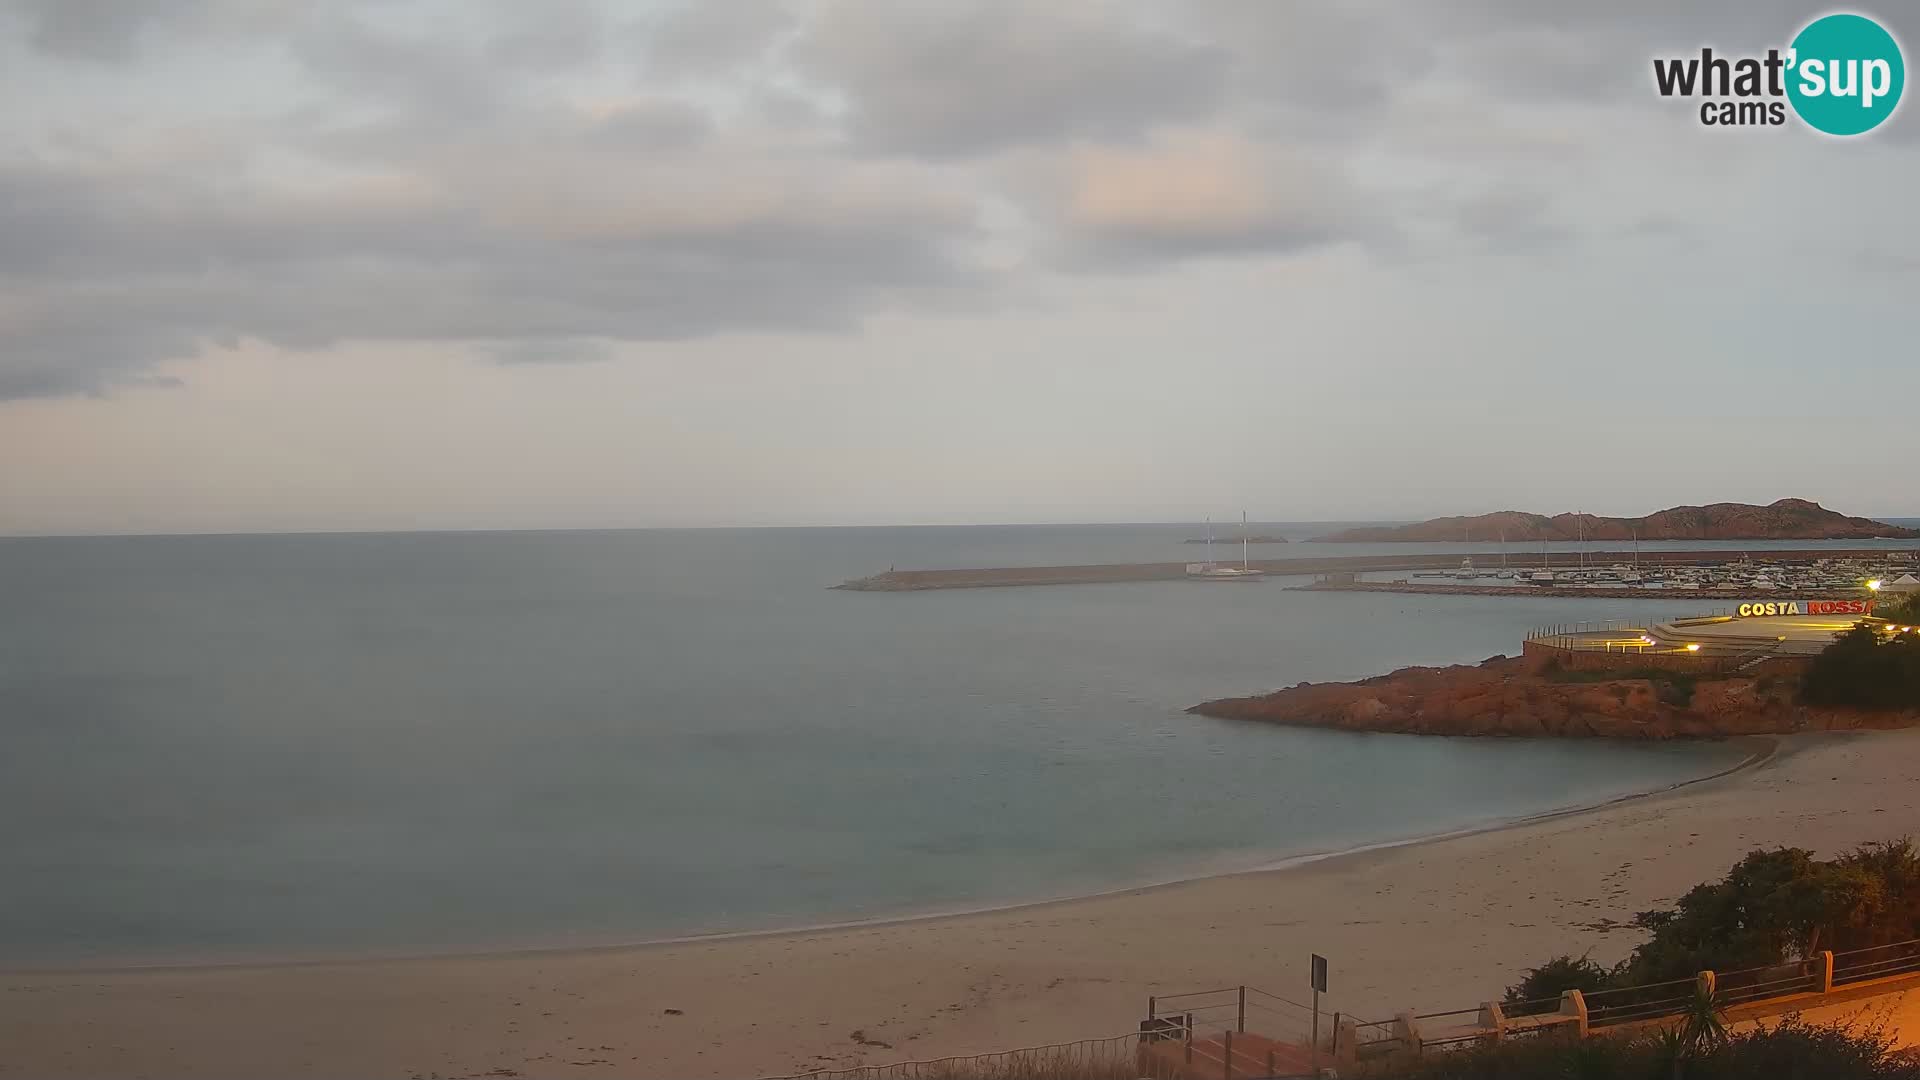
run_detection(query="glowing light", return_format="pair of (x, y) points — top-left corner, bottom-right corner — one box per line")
(1869, 580), (1884, 591)
(1686, 643), (1701, 652)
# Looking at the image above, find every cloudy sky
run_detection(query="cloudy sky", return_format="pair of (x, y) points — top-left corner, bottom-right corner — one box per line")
(1, 0), (1914, 534)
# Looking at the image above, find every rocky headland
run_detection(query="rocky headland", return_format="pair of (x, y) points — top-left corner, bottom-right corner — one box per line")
(1310, 498), (1918, 543)
(1189, 654), (1919, 740)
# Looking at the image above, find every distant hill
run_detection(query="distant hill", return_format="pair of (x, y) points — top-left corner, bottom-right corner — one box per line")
(1310, 499), (1920, 543)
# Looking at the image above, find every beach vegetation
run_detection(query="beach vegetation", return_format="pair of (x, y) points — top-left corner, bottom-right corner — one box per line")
(1510, 841), (1920, 999)
(1502, 954), (1610, 1015)
(1375, 1015), (1920, 1079)
(1877, 593), (1920, 626)
(1539, 667), (1698, 707)
(1801, 624), (1920, 709)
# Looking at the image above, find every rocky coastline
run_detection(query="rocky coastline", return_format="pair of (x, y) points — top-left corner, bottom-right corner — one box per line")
(1189, 654), (1919, 740)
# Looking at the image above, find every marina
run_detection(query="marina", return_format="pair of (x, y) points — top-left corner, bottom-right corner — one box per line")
(836, 549), (1920, 593)
(1341, 553), (1920, 598)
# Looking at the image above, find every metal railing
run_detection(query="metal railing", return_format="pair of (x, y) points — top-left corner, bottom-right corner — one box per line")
(1409, 1006), (1494, 1051)
(1144, 985), (1334, 1078)
(1583, 975), (1701, 1028)
(780, 936), (1920, 1080)
(1349, 1017), (1402, 1061)
(756, 1031), (1164, 1080)
(1146, 985), (1320, 1044)
(1834, 938), (1920, 984)
(1526, 619), (1642, 640)
(1344, 934), (1920, 1063)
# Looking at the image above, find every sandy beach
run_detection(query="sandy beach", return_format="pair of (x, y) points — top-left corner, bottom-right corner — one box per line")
(7, 727), (1920, 1080)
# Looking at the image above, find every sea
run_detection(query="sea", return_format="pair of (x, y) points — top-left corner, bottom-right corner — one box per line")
(4, 522), (1917, 968)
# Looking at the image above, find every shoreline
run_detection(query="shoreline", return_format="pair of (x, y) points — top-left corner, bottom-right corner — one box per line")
(2, 738), (1774, 980)
(10, 728), (1916, 1079)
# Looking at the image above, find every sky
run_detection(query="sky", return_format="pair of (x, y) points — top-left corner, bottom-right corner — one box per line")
(0, 0), (1916, 535)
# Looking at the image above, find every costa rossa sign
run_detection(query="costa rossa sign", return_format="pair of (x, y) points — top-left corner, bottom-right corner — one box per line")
(1737, 599), (1875, 617)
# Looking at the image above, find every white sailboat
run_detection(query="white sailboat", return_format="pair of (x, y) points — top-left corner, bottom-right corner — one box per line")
(1187, 513), (1266, 580)
(1530, 537), (1555, 585)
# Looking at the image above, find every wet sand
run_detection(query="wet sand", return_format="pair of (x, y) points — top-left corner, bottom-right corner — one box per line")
(6, 729), (1919, 1079)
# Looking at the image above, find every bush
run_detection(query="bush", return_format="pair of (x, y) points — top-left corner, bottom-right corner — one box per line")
(1616, 846), (1889, 986)
(1504, 954), (1612, 1015)
(1801, 624), (1920, 709)
(1509, 840), (1920, 1008)
(1877, 593), (1920, 627)
(1375, 1016), (1920, 1080)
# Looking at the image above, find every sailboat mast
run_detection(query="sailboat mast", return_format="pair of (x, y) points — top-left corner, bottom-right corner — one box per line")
(1241, 511), (1249, 571)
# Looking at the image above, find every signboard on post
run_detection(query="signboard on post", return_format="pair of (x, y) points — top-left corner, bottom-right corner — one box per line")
(1310, 954), (1328, 1070)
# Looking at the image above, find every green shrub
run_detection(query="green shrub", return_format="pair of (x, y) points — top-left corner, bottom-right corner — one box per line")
(1503, 954), (1612, 1016)
(1542, 668), (1697, 707)
(1876, 593), (1920, 627)
(1801, 624), (1920, 709)
(1507, 840), (1920, 998)
(1375, 1016), (1920, 1080)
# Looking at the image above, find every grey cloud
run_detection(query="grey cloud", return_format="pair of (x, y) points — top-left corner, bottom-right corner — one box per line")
(484, 7), (609, 73)
(1417, 0), (1831, 104)
(5, 0), (1910, 404)
(1066, 216), (1353, 267)
(1197, 2), (1436, 115)
(2, 0), (202, 61)
(636, 1), (798, 78)
(484, 339), (615, 366)
(289, 13), (510, 119)
(0, 157), (983, 399)
(793, 1), (1229, 156)
(1452, 188), (1575, 255)
(588, 101), (713, 151)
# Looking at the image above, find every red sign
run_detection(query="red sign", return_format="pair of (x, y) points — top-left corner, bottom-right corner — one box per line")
(1738, 599), (1876, 617)
(1808, 599), (1874, 616)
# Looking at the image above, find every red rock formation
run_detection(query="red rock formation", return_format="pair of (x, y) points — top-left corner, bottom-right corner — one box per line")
(1310, 499), (1918, 543)
(1190, 655), (1918, 739)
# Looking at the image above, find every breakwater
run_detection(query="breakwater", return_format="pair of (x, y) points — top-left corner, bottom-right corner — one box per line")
(833, 549), (1907, 591)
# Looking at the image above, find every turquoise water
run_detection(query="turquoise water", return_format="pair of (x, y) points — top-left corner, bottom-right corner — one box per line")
(5, 524), (1910, 967)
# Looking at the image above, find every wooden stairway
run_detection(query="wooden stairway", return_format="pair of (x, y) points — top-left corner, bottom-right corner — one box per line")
(1141, 1028), (1320, 1079)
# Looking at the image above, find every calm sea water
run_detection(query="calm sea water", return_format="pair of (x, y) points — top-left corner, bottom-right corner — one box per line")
(4, 523), (1915, 967)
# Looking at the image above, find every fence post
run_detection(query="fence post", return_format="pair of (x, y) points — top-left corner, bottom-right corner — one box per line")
(1336, 1015), (1358, 1068)
(1147, 995), (1156, 1021)
(1820, 951), (1835, 995)
(1478, 1000), (1506, 1043)
(1697, 970), (1716, 1000)
(1237, 985), (1246, 1033)
(1222, 1029), (1233, 1080)
(1184, 1017), (1193, 1064)
(1394, 1010), (1422, 1058)
(1559, 989), (1589, 1038)
(1266, 1048), (1276, 1077)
